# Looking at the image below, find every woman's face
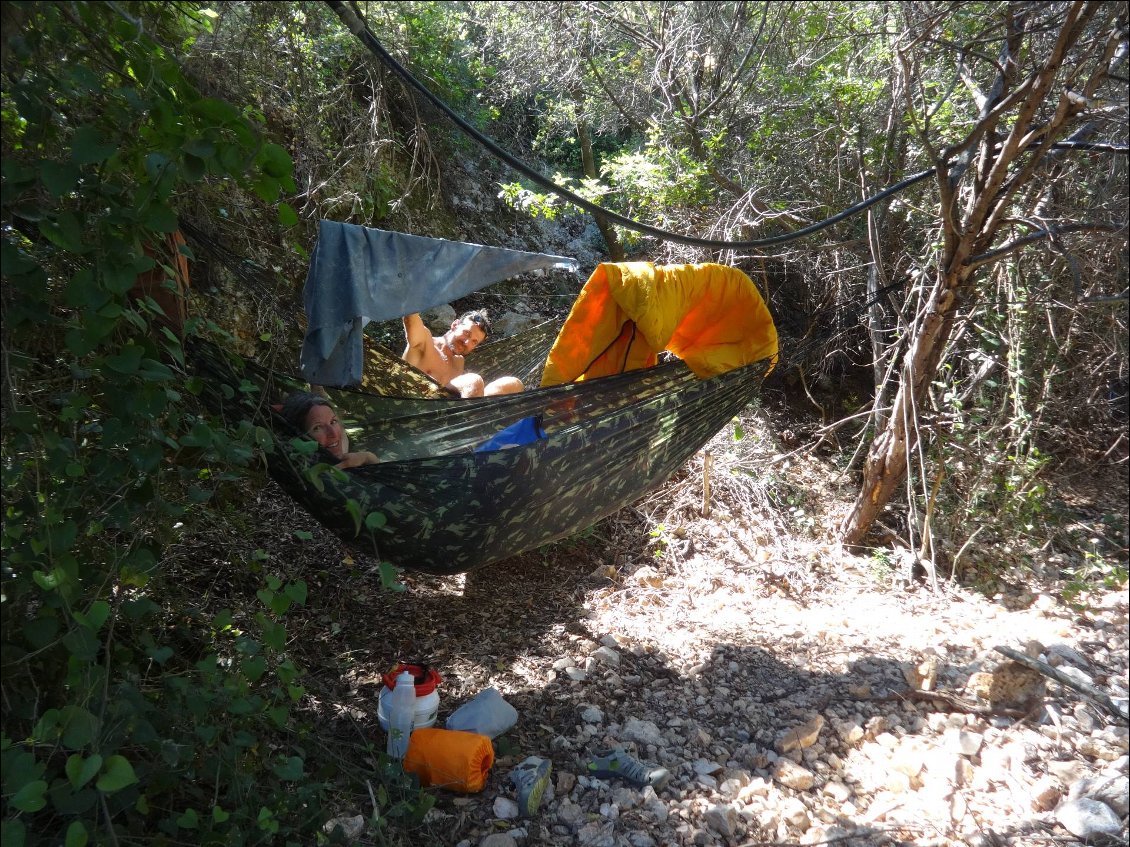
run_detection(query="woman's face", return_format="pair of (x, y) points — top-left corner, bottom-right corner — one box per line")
(305, 403), (348, 459)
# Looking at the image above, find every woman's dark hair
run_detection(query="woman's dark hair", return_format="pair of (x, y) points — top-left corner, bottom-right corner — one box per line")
(279, 392), (331, 433)
(458, 309), (491, 338)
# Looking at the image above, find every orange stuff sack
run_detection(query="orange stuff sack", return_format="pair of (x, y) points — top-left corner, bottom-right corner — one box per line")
(402, 728), (494, 793)
(541, 262), (777, 387)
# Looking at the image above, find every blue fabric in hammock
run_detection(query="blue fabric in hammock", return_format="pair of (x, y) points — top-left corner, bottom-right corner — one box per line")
(473, 415), (547, 453)
(300, 221), (578, 386)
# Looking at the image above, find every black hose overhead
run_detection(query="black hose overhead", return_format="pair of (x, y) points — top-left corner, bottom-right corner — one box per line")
(325, 1), (1127, 251)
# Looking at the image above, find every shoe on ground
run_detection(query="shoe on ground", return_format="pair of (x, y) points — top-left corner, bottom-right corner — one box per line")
(585, 747), (670, 790)
(509, 756), (552, 817)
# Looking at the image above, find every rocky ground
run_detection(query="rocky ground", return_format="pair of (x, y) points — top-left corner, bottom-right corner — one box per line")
(251, 404), (1128, 847)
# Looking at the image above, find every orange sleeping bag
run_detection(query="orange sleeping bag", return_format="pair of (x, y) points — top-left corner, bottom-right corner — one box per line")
(540, 261), (778, 387)
(402, 728), (494, 793)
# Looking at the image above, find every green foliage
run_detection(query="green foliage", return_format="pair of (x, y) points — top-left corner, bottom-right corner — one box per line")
(1062, 537), (1129, 611)
(0, 3), (374, 843)
(498, 129), (710, 247)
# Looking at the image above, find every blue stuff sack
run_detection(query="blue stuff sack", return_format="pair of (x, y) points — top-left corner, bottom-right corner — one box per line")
(474, 415), (546, 453)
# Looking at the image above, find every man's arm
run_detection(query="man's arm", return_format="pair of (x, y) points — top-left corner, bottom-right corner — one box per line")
(402, 313), (431, 365)
(402, 313), (430, 353)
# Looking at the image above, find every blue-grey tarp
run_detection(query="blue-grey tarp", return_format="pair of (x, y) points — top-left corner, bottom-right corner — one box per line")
(300, 221), (578, 386)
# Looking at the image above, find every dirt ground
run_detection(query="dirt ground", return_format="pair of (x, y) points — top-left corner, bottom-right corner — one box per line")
(171, 400), (1129, 845)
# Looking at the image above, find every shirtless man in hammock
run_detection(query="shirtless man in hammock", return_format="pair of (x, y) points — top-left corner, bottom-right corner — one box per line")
(402, 309), (524, 398)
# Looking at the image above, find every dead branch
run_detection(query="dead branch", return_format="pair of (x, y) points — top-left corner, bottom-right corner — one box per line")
(994, 645), (1129, 723)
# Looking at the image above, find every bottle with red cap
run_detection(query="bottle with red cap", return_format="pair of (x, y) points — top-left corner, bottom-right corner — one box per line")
(385, 670), (416, 760)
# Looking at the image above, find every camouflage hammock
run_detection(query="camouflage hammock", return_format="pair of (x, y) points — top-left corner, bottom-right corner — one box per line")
(196, 341), (772, 575)
(193, 223), (777, 574)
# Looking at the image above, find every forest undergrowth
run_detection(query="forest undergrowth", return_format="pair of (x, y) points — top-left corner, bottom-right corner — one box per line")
(3, 3), (1126, 845)
(153, 389), (1129, 845)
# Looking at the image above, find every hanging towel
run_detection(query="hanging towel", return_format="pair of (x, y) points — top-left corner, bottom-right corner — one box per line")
(300, 221), (577, 386)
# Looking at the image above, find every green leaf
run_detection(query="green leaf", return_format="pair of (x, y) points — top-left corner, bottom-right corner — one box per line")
(243, 655), (267, 682)
(254, 425), (274, 450)
(251, 175), (280, 202)
(190, 98), (241, 126)
(345, 499), (362, 535)
(143, 151), (172, 182)
(65, 753), (103, 789)
(96, 755), (139, 793)
(364, 511), (387, 530)
(212, 609), (234, 631)
(283, 581), (307, 606)
(227, 698), (257, 716)
(379, 561), (406, 592)
(293, 530), (313, 541)
(257, 143), (292, 178)
(140, 202), (179, 233)
(40, 160), (80, 197)
(183, 138), (215, 158)
(74, 600), (110, 633)
(47, 520), (77, 553)
(64, 327), (100, 357)
(148, 646), (174, 664)
(106, 344), (144, 374)
(1, 819), (26, 847)
(267, 705), (289, 727)
(59, 706), (99, 749)
(176, 808), (200, 829)
(261, 620), (286, 651)
(64, 820), (88, 847)
(71, 126), (116, 165)
(10, 779), (48, 812)
(48, 782), (97, 816)
(104, 255), (151, 295)
(212, 805), (230, 823)
(272, 756), (304, 781)
(182, 153), (206, 181)
(268, 593), (292, 616)
(33, 569), (63, 591)
(290, 438), (317, 456)
(40, 212), (86, 253)
(278, 202), (299, 227)
(137, 358), (174, 381)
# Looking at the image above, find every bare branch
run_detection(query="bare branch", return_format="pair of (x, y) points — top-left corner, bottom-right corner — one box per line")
(966, 221), (1127, 270)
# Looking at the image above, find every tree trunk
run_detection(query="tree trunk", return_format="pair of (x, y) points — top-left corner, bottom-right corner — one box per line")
(576, 117), (624, 261)
(842, 264), (967, 543)
(840, 1), (1115, 545)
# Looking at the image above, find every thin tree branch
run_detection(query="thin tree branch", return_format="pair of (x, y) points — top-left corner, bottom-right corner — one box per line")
(995, 646), (1129, 723)
(966, 221), (1126, 270)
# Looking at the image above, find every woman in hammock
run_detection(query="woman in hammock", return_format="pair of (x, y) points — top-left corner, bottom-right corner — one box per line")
(279, 392), (379, 469)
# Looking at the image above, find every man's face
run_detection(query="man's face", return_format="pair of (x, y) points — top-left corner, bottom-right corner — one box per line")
(448, 318), (487, 356)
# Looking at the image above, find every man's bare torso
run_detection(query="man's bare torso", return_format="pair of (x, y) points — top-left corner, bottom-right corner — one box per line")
(403, 334), (464, 386)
